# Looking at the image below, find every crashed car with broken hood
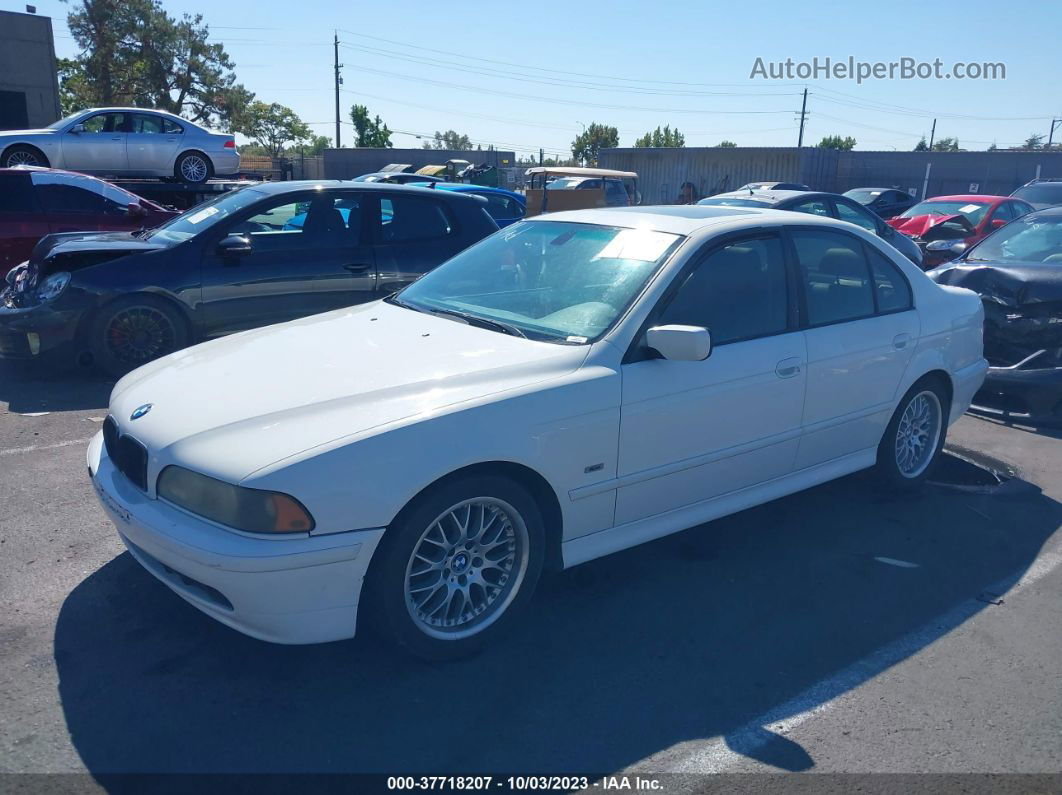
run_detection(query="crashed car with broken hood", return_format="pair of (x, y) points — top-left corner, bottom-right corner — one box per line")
(929, 206), (1062, 423)
(888, 195), (1034, 269)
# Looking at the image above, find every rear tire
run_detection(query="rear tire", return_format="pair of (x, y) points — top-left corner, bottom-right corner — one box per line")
(2, 144), (49, 168)
(90, 295), (189, 377)
(174, 151), (213, 184)
(875, 376), (949, 491)
(365, 475), (545, 661)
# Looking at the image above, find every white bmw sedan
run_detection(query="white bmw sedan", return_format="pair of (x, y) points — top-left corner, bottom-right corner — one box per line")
(87, 206), (988, 659)
(0, 107), (239, 184)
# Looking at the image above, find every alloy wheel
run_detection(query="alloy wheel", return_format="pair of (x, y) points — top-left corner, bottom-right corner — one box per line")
(180, 155), (208, 182)
(894, 390), (942, 478)
(105, 306), (177, 366)
(6, 150), (41, 167)
(404, 497), (529, 640)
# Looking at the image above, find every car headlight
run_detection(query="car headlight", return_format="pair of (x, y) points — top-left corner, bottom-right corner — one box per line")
(925, 239), (965, 252)
(156, 465), (315, 534)
(36, 271), (71, 301)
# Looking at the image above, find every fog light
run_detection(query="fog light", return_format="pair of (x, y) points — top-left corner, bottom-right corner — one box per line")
(27, 332), (40, 355)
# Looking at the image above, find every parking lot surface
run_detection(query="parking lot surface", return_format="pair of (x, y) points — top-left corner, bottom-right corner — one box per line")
(1, 360), (1060, 785)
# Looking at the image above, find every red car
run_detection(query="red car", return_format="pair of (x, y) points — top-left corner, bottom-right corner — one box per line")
(0, 167), (177, 277)
(886, 194), (1034, 268)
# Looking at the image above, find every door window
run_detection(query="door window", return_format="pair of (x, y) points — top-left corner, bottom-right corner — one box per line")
(379, 196), (453, 242)
(131, 114), (164, 134)
(834, 199), (879, 232)
(475, 193), (522, 221)
(0, 173), (35, 212)
(226, 195), (362, 252)
(789, 198), (831, 217)
(36, 184), (125, 215)
(867, 247), (912, 313)
(81, 112), (129, 133)
(792, 230), (875, 326)
(162, 118), (184, 134)
(658, 236), (789, 345)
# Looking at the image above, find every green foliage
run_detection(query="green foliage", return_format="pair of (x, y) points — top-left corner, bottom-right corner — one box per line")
(423, 130), (473, 150)
(1023, 133), (1046, 150)
(634, 125), (685, 148)
(302, 135), (333, 156)
(571, 123), (619, 166)
(931, 137), (961, 151)
(62, 0), (253, 128)
(349, 104), (393, 148)
(816, 135), (857, 151)
(716, 140), (737, 148)
(914, 137), (929, 151)
(234, 102), (311, 158)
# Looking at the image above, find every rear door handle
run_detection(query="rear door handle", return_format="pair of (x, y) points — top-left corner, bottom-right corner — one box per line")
(775, 357), (802, 378)
(343, 263), (372, 273)
(893, 333), (912, 350)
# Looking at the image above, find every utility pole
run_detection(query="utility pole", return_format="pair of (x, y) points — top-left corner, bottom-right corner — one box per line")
(539, 148), (544, 165)
(928, 118), (936, 150)
(333, 32), (342, 148)
(797, 87), (808, 148)
(1048, 118), (1062, 150)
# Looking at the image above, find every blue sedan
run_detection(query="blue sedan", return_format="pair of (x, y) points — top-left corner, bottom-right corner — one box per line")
(410, 183), (526, 227)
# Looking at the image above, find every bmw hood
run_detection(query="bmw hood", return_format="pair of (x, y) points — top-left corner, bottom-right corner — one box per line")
(107, 300), (589, 483)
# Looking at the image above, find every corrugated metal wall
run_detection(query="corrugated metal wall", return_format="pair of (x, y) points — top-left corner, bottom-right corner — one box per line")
(599, 147), (1062, 203)
(323, 148), (517, 180)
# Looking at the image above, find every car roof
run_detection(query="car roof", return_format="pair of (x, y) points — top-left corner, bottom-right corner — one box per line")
(706, 189), (828, 204)
(536, 204), (847, 236)
(923, 194), (1009, 203)
(415, 183), (523, 199)
(845, 187), (896, 192)
(243, 179), (485, 203)
(525, 166), (637, 178)
(1026, 206), (1062, 218)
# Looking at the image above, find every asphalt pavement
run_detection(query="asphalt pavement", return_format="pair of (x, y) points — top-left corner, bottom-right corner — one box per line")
(1, 359), (1060, 791)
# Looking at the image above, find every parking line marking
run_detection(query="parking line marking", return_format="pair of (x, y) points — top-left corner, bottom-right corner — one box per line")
(650, 550), (1062, 775)
(0, 437), (95, 457)
(874, 556), (920, 568)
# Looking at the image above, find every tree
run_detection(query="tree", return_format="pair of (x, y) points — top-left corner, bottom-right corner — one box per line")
(63, 0), (253, 129)
(816, 135), (857, 151)
(634, 125), (685, 148)
(571, 122), (619, 166)
(914, 137), (929, 152)
(301, 135), (333, 156)
(349, 104), (393, 148)
(423, 130), (472, 150)
(1023, 133), (1046, 150)
(931, 137), (961, 151)
(716, 140), (737, 148)
(235, 102), (311, 158)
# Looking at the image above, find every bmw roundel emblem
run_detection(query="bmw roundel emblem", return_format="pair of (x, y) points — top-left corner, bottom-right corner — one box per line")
(130, 404), (153, 421)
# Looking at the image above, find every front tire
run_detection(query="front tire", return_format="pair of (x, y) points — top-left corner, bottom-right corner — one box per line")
(3, 144), (49, 168)
(366, 475), (545, 661)
(90, 295), (190, 377)
(876, 377), (948, 490)
(174, 151), (213, 184)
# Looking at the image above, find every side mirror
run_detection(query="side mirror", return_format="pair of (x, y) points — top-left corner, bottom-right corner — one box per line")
(926, 240), (967, 258)
(69, 123), (86, 134)
(646, 325), (712, 362)
(217, 234), (252, 258)
(990, 219), (1007, 230)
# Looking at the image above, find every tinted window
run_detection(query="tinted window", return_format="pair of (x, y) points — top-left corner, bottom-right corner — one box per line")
(0, 173), (35, 212)
(162, 118), (183, 134)
(1012, 184), (1062, 205)
(659, 236), (789, 345)
(475, 193), (522, 220)
(789, 198), (831, 217)
(81, 112), (129, 133)
(380, 196), (453, 242)
(36, 184), (124, 215)
(226, 195), (361, 252)
(604, 180), (629, 206)
(792, 230), (874, 325)
(131, 114), (163, 134)
(867, 248), (912, 313)
(834, 199), (879, 232)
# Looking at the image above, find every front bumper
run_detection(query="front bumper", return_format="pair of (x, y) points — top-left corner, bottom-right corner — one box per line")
(970, 360), (1062, 424)
(0, 298), (81, 360)
(87, 432), (386, 644)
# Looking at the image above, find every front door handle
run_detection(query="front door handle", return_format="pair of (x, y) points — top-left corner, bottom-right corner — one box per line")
(893, 333), (912, 350)
(775, 357), (802, 378)
(343, 263), (372, 273)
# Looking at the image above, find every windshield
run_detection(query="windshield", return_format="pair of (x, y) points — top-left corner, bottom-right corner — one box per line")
(698, 197), (772, 207)
(844, 189), (883, 205)
(1012, 185), (1062, 205)
(900, 200), (990, 225)
(46, 111), (87, 130)
(965, 214), (1062, 264)
(545, 178), (588, 190)
(395, 221), (682, 342)
(144, 188), (265, 245)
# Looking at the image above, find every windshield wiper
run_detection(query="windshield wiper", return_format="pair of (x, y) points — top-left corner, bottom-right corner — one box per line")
(423, 306), (528, 338)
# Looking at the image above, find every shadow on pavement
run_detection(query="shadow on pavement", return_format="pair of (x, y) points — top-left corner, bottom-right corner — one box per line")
(54, 469), (1060, 777)
(0, 360), (113, 414)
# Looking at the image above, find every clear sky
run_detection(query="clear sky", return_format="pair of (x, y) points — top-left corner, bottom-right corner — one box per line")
(9, 0), (1061, 157)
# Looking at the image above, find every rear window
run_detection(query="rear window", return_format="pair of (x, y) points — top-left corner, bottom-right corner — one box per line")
(0, 173), (35, 212)
(1012, 184), (1062, 205)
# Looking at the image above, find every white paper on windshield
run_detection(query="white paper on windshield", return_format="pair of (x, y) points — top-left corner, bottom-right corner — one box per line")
(186, 206), (220, 224)
(870, 191), (882, 196)
(958, 204), (981, 214)
(594, 229), (676, 262)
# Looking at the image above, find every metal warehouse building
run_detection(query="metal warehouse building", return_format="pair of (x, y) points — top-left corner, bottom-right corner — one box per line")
(600, 147), (1062, 204)
(0, 9), (61, 130)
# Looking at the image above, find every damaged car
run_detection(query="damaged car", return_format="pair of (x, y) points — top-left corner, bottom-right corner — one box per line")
(929, 206), (1062, 423)
(887, 194), (1034, 269)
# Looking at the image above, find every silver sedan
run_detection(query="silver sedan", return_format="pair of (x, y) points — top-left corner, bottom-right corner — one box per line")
(0, 107), (240, 184)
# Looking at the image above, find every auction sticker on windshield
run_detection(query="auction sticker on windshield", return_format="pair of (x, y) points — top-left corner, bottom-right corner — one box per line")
(186, 206), (220, 225)
(594, 229), (678, 261)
